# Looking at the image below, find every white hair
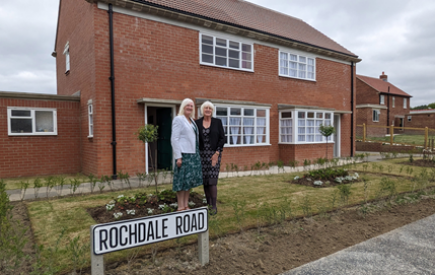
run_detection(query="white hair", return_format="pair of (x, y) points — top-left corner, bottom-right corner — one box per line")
(178, 98), (195, 118)
(200, 101), (215, 117)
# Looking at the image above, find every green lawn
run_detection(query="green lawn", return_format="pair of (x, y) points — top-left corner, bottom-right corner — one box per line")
(25, 158), (435, 272)
(2, 174), (88, 190)
(363, 134), (430, 145)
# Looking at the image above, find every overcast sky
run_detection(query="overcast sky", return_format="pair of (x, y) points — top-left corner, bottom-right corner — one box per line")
(0, 0), (434, 107)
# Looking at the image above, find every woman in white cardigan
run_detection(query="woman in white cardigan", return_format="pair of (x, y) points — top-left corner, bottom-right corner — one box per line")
(171, 98), (203, 211)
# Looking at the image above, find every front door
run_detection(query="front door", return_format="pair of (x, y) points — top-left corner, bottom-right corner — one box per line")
(156, 108), (173, 170)
(333, 115), (340, 158)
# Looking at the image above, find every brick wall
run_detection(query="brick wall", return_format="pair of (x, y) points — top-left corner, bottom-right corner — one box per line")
(55, 1), (356, 177)
(0, 97), (81, 178)
(356, 141), (421, 153)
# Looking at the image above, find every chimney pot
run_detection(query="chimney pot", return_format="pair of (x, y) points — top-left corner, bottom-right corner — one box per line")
(380, 72), (388, 82)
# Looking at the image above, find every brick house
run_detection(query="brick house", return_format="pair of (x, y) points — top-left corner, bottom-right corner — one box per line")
(1, 0), (361, 179)
(406, 110), (435, 135)
(356, 72), (412, 137)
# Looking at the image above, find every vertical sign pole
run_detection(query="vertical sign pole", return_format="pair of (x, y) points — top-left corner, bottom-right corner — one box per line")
(198, 230), (209, 266)
(90, 225), (105, 275)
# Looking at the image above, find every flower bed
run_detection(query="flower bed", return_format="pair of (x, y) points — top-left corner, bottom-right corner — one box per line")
(87, 189), (207, 224)
(292, 167), (359, 188)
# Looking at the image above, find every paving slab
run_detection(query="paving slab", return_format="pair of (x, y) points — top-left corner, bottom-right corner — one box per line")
(282, 213), (435, 275)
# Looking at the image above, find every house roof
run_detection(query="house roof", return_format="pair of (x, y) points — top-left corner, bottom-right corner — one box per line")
(356, 74), (412, 97)
(111, 0), (358, 58)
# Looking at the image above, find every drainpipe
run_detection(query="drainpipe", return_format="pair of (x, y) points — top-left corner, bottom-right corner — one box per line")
(350, 61), (354, 157)
(108, 4), (117, 180)
(387, 86), (390, 127)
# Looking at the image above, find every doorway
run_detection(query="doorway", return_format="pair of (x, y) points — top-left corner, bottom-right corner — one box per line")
(146, 107), (173, 171)
(333, 114), (341, 158)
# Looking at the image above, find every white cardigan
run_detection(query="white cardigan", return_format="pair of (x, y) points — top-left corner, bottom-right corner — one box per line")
(171, 115), (198, 159)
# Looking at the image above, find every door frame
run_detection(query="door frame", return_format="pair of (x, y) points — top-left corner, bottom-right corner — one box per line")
(144, 103), (177, 175)
(333, 114), (341, 158)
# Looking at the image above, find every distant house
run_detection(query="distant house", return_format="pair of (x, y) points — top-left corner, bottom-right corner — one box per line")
(1, 0), (361, 179)
(406, 109), (435, 135)
(356, 72), (411, 137)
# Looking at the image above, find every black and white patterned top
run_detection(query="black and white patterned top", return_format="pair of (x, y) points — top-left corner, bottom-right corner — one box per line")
(200, 127), (222, 185)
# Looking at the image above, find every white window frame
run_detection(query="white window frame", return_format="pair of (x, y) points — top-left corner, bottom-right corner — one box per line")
(373, 109), (380, 122)
(213, 104), (270, 147)
(392, 96), (395, 108)
(63, 41), (70, 73)
(380, 95), (385, 105)
(199, 33), (254, 72)
(7, 107), (58, 136)
(88, 100), (93, 138)
(279, 109), (334, 144)
(279, 111), (293, 143)
(408, 116), (412, 122)
(279, 51), (316, 81)
(403, 98), (407, 109)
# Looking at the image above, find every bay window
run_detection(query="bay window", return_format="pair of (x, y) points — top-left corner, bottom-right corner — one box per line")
(214, 105), (269, 146)
(279, 110), (333, 144)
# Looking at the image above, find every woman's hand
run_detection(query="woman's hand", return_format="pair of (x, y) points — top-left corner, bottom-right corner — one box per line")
(177, 158), (182, 168)
(211, 153), (218, 167)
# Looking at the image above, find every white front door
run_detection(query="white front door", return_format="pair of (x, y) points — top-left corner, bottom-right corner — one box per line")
(333, 114), (340, 158)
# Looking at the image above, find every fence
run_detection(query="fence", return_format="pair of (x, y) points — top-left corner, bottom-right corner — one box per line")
(356, 124), (435, 148)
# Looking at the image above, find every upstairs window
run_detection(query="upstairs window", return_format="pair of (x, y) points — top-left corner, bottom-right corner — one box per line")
(214, 105), (269, 146)
(88, 100), (93, 137)
(200, 34), (253, 71)
(403, 98), (407, 109)
(373, 110), (380, 122)
(392, 96), (395, 108)
(8, 107), (57, 136)
(408, 116), (412, 122)
(63, 42), (70, 73)
(279, 51), (315, 80)
(380, 95), (385, 105)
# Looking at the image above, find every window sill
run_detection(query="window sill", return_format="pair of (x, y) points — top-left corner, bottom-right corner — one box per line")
(279, 141), (335, 145)
(278, 75), (316, 82)
(200, 63), (254, 73)
(88, 135), (94, 139)
(65, 70), (70, 75)
(9, 133), (57, 136)
(223, 143), (271, 148)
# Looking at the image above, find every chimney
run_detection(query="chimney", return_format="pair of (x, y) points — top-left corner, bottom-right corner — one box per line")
(380, 71), (388, 82)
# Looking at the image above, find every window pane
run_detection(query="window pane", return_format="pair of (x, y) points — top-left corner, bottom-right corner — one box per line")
(242, 61), (252, 70)
(244, 109), (254, 116)
(280, 67), (288, 75)
(11, 119), (32, 133)
(281, 112), (292, 118)
(298, 112), (305, 119)
(230, 108), (241, 115)
(257, 110), (266, 117)
(290, 54), (297, 61)
(89, 115), (93, 125)
(289, 62), (297, 69)
(35, 111), (54, 132)
(216, 107), (227, 116)
(229, 41), (239, 49)
(242, 52), (251, 61)
(299, 56), (306, 63)
(202, 44), (213, 54)
(11, 110), (31, 117)
(257, 118), (266, 126)
(89, 105), (92, 113)
(299, 64), (306, 71)
(307, 112), (314, 118)
(289, 69), (297, 77)
(280, 52), (288, 61)
(215, 56), (227, 66)
(215, 47), (227, 57)
(229, 50), (239, 59)
(257, 135), (266, 143)
(202, 35), (213, 45)
(308, 72), (315, 79)
(216, 38), (226, 47)
(202, 54), (213, 63)
(316, 113), (323, 119)
(308, 58), (314, 65)
(325, 113), (331, 119)
(229, 59), (239, 68)
(242, 44), (251, 52)
(299, 71), (306, 78)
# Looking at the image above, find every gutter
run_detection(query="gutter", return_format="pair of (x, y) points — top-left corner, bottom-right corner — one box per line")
(108, 4), (118, 180)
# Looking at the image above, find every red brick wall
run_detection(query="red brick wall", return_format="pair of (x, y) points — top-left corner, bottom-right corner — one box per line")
(57, 2), (356, 176)
(356, 141), (421, 153)
(55, 0), (98, 175)
(0, 98), (81, 178)
(279, 143), (335, 165)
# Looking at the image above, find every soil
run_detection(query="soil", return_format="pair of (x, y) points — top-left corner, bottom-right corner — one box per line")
(87, 192), (207, 224)
(291, 177), (358, 188)
(403, 159), (435, 168)
(10, 195), (435, 275)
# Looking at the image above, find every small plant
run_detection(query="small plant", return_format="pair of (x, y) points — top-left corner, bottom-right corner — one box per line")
(231, 201), (247, 231)
(319, 124), (335, 160)
(136, 172), (146, 188)
(88, 173), (98, 194)
(300, 194), (312, 217)
(136, 124), (159, 192)
(226, 163), (231, 178)
(114, 212), (123, 219)
(33, 178), (42, 199)
(362, 177), (369, 203)
(67, 235), (90, 275)
(337, 183), (352, 205)
(19, 180), (29, 201)
(97, 179), (105, 194)
(392, 151), (398, 158)
(69, 178), (81, 196)
(56, 176), (66, 197)
(288, 160), (299, 170)
(45, 176), (55, 198)
(409, 154), (414, 163)
(277, 160), (284, 173)
(378, 177), (397, 199)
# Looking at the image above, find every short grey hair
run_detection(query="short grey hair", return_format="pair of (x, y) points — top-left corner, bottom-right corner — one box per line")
(200, 101), (215, 117)
(178, 98), (195, 118)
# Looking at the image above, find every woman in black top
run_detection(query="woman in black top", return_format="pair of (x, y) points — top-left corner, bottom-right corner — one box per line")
(195, 101), (225, 214)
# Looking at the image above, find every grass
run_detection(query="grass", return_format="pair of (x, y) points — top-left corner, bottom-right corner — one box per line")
(24, 158), (435, 272)
(3, 174), (88, 190)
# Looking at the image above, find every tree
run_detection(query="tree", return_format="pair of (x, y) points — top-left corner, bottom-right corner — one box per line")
(319, 124), (335, 160)
(136, 124), (159, 193)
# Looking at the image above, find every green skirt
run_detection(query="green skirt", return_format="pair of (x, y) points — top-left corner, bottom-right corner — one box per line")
(173, 151), (203, 192)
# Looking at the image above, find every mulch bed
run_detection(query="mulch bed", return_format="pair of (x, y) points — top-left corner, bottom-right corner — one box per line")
(291, 177), (358, 188)
(401, 159), (435, 168)
(87, 192), (207, 224)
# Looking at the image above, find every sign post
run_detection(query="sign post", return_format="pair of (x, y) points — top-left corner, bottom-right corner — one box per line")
(90, 207), (208, 274)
